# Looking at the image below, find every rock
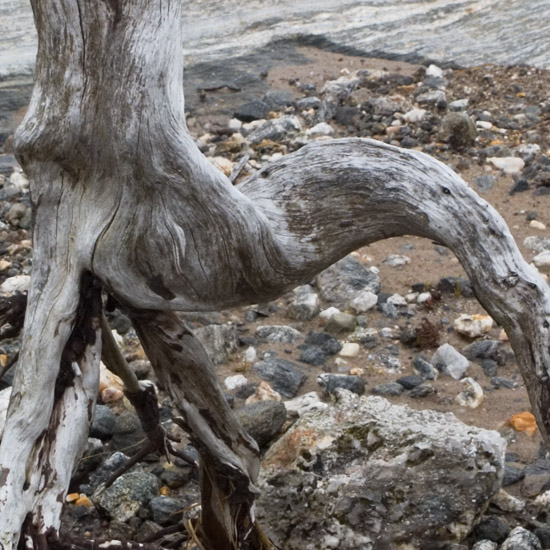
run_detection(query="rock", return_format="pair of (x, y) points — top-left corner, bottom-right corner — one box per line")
(94, 466), (160, 522)
(209, 156), (235, 176)
(247, 115), (302, 145)
(255, 325), (302, 344)
(111, 411), (145, 451)
(315, 255), (380, 309)
(533, 250), (550, 270)
(413, 356), (438, 380)
(321, 73), (360, 103)
(253, 357), (306, 398)
(258, 392), (505, 550)
(510, 179), (530, 194)
(474, 515), (510, 543)
(481, 360), (498, 378)
(534, 527), (550, 549)
(349, 290), (378, 313)
(318, 374), (365, 397)
(148, 496), (185, 526)
(449, 98), (469, 111)
(387, 293), (407, 307)
(437, 276), (474, 298)
(325, 312), (356, 334)
(194, 323), (239, 365)
(426, 64), (444, 78)
(472, 542), (498, 550)
(245, 381), (281, 404)
(319, 306), (342, 320)
(263, 90), (293, 109)
(409, 384), (436, 398)
(453, 314), (494, 338)
(475, 175), (497, 192)
(90, 404), (117, 439)
(516, 143), (541, 162)
(235, 401), (286, 447)
(224, 374), (249, 391)
(306, 122), (334, 137)
(296, 97), (321, 110)
(500, 527), (542, 550)
(431, 344), (470, 379)
(234, 99), (270, 122)
(0, 275), (30, 295)
(403, 108), (426, 123)
(440, 112), (476, 149)
(488, 156), (525, 174)
(456, 377), (484, 408)
(524, 236), (550, 254)
(349, 327), (378, 348)
(299, 346), (327, 366)
(530, 220), (546, 230)
(284, 392), (328, 417)
(304, 332), (342, 355)
(491, 489), (525, 512)
(287, 285), (320, 321)
(490, 376), (517, 389)
(371, 382), (405, 396)
(383, 254), (411, 267)
(462, 340), (502, 362)
(416, 89), (446, 106)
(396, 375), (424, 389)
(338, 342), (360, 358)
(503, 463), (525, 486)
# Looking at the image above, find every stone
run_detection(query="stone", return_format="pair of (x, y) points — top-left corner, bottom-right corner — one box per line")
(257, 392), (505, 550)
(437, 276), (474, 298)
(472, 542), (497, 550)
(234, 99), (270, 122)
(453, 314), (494, 338)
(194, 323), (239, 365)
(304, 332), (342, 355)
(403, 108), (427, 123)
(387, 293), (407, 307)
(491, 376), (517, 389)
(94, 466), (160, 522)
(299, 346), (327, 366)
(319, 306), (341, 320)
(491, 489), (525, 512)
(224, 374), (249, 391)
(475, 175), (497, 192)
(111, 411), (145, 451)
(371, 382), (404, 396)
(247, 115), (302, 145)
(287, 285), (320, 321)
(416, 89), (446, 106)
(409, 384), (436, 398)
(318, 374), (365, 397)
(431, 344), (470, 379)
(349, 290), (378, 313)
(516, 143), (541, 162)
(0, 274), (30, 295)
(306, 122), (334, 137)
(534, 527), (550, 549)
(440, 112), (476, 149)
(263, 90), (293, 109)
(383, 254), (411, 267)
(245, 381), (281, 404)
(413, 356), (438, 380)
(321, 73), (360, 103)
(255, 325), (302, 344)
(296, 96), (322, 110)
(339, 343), (360, 358)
(481, 360), (498, 378)
(325, 313), (356, 334)
(90, 404), (117, 439)
(462, 340), (501, 362)
(500, 527), (542, 550)
(456, 377), (484, 408)
(148, 496), (185, 526)
(396, 375), (424, 389)
(474, 515), (510, 543)
(533, 250), (550, 269)
(488, 156), (525, 174)
(349, 327), (378, 348)
(524, 236), (550, 254)
(449, 98), (469, 111)
(426, 64), (444, 78)
(530, 220), (546, 230)
(284, 392), (328, 417)
(315, 255), (380, 309)
(235, 400), (286, 447)
(253, 357), (306, 398)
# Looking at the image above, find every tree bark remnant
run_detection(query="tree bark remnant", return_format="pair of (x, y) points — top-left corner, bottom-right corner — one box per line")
(1, 0), (550, 548)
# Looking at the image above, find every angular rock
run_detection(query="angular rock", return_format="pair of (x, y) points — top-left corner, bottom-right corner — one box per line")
(453, 314), (494, 338)
(350, 290), (378, 313)
(253, 357), (306, 398)
(111, 411), (145, 451)
(235, 400), (286, 447)
(371, 382), (404, 396)
(325, 312), (356, 334)
(194, 323), (239, 365)
(299, 346), (327, 366)
(234, 99), (270, 122)
(315, 255), (380, 309)
(247, 115), (301, 145)
(255, 325), (302, 344)
(258, 392), (505, 549)
(488, 156), (525, 174)
(474, 515), (510, 543)
(396, 375), (425, 389)
(287, 285), (320, 321)
(148, 496), (185, 526)
(284, 392), (328, 417)
(224, 374), (248, 391)
(413, 356), (438, 380)
(90, 404), (117, 439)
(409, 384), (436, 398)
(462, 340), (502, 362)
(431, 344), (470, 379)
(473, 542), (497, 550)
(383, 254), (410, 268)
(456, 377), (484, 408)
(318, 374), (365, 397)
(245, 381), (281, 404)
(440, 112), (476, 149)
(500, 527), (542, 550)
(475, 175), (497, 193)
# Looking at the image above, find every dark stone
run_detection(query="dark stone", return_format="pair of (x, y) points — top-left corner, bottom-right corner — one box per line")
(234, 99), (270, 122)
(400, 136), (419, 148)
(296, 96), (321, 109)
(235, 401), (286, 447)
(111, 411), (146, 451)
(304, 331), (342, 355)
(510, 179), (530, 194)
(0, 154), (17, 176)
(481, 359), (498, 378)
(437, 276), (474, 298)
(148, 496), (185, 526)
(111, 313), (132, 335)
(89, 452), (130, 488)
(503, 463), (525, 486)
(263, 90), (293, 109)
(440, 112), (476, 150)
(371, 382), (404, 396)
(399, 326), (417, 346)
(474, 515), (510, 543)
(235, 383), (258, 400)
(299, 346), (327, 366)
(409, 384), (436, 398)
(334, 106), (359, 127)
(413, 356), (437, 380)
(318, 374), (365, 397)
(159, 466), (192, 489)
(253, 357), (306, 398)
(462, 340), (501, 362)
(90, 405), (117, 439)
(534, 526), (550, 549)
(491, 377), (517, 389)
(525, 459), (550, 476)
(475, 174), (497, 192)
(396, 375), (425, 389)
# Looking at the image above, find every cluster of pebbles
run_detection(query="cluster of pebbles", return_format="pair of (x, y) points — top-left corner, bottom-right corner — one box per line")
(2, 52), (550, 548)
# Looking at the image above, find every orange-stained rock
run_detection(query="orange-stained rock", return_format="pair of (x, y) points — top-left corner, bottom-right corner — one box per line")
(506, 411), (537, 436)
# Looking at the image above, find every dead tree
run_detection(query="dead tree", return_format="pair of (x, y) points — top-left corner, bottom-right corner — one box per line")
(1, 0), (550, 548)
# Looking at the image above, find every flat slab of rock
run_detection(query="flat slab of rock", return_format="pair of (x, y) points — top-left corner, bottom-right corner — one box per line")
(257, 391), (505, 549)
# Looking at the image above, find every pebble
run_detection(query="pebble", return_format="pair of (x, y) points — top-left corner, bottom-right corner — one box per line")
(475, 515), (511, 544)
(416, 90), (446, 106)
(491, 489), (525, 512)
(306, 122), (334, 137)
(319, 306), (341, 320)
(350, 290), (378, 313)
(299, 345), (327, 366)
(255, 325), (302, 344)
(304, 331), (342, 355)
(90, 405), (117, 439)
(317, 373), (365, 397)
(245, 381), (281, 404)
(235, 400), (286, 447)
(383, 254), (411, 267)
(253, 357), (306, 398)
(533, 250), (550, 269)
(472, 542), (497, 550)
(413, 356), (438, 380)
(148, 496), (185, 526)
(488, 156), (525, 174)
(338, 342), (360, 358)
(287, 285), (320, 321)
(425, 64), (444, 79)
(456, 377), (484, 408)
(396, 375), (425, 389)
(431, 343), (470, 379)
(0, 274), (30, 294)
(409, 384), (436, 398)
(453, 314), (494, 338)
(529, 220), (546, 230)
(284, 392), (328, 417)
(224, 374), (248, 391)
(476, 120), (493, 130)
(371, 382), (404, 396)
(500, 527), (542, 550)
(325, 312), (356, 334)
(402, 108), (426, 123)
(475, 174), (497, 192)
(449, 98), (469, 111)
(440, 112), (477, 149)
(387, 293), (407, 307)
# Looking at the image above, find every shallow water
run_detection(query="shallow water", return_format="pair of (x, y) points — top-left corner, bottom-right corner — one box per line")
(1, 0), (550, 77)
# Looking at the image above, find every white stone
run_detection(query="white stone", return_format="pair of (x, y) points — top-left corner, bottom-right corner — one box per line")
(472, 541), (497, 550)
(516, 143), (541, 162)
(383, 254), (411, 268)
(284, 391), (328, 416)
(245, 381), (281, 404)
(449, 98), (469, 111)
(453, 314), (494, 338)
(228, 118), (242, 131)
(487, 156), (525, 174)
(339, 343), (360, 358)
(402, 108), (426, 123)
(244, 346), (257, 365)
(387, 294), (407, 307)
(491, 489), (525, 513)
(350, 290), (378, 313)
(320, 306), (342, 320)
(432, 343), (469, 379)
(529, 220), (546, 230)
(476, 120), (493, 130)
(425, 64), (444, 78)
(456, 377), (484, 408)
(224, 374), (248, 391)
(9, 171), (29, 190)
(306, 122), (334, 137)
(533, 250), (550, 269)
(417, 292), (432, 304)
(405, 292), (419, 303)
(0, 274), (31, 295)
(380, 327), (397, 339)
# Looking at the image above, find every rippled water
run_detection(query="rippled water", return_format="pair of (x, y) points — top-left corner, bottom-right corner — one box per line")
(1, 0), (550, 77)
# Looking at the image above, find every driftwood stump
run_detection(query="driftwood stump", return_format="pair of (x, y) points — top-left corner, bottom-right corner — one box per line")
(1, 0), (550, 548)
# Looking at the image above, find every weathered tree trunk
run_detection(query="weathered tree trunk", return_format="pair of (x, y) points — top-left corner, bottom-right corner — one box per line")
(1, 0), (550, 548)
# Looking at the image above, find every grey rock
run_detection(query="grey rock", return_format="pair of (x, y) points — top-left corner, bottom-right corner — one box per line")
(481, 360), (498, 378)
(235, 400), (286, 447)
(475, 515), (510, 544)
(148, 496), (185, 526)
(431, 344), (469, 379)
(500, 527), (542, 550)
(371, 382), (405, 396)
(472, 542), (498, 550)
(112, 411), (145, 452)
(437, 276), (474, 298)
(413, 356), (438, 380)
(325, 312), (356, 334)
(475, 175), (497, 193)
(255, 325), (302, 344)
(287, 285), (320, 321)
(449, 98), (469, 111)
(194, 323), (239, 365)
(396, 375), (424, 389)
(440, 112), (476, 149)
(462, 340), (501, 362)
(318, 374), (365, 397)
(299, 346), (327, 366)
(304, 332), (342, 355)
(234, 99), (270, 122)
(131, 360), (153, 380)
(258, 392), (505, 549)
(491, 377), (517, 389)
(159, 466), (192, 489)
(89, 451), (129, 489)
(409, 384), (436, 398)
(253, 357), (306, 398)
(94, 466), (160, 522)
(534, 527), (550, 549)
(263, 90), (293, 109)
(247, 115), (301, 145)
(416, 89), (446, 106)
(315, 255), (380, 309)
(90, 404), (117, 439)
(296, 96), (321, 110)
(503, 463), (525, 486)
(379, 354), (401, 371)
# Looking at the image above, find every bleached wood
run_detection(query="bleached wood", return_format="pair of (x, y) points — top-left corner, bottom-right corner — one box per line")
(1, 0), (550, 547)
